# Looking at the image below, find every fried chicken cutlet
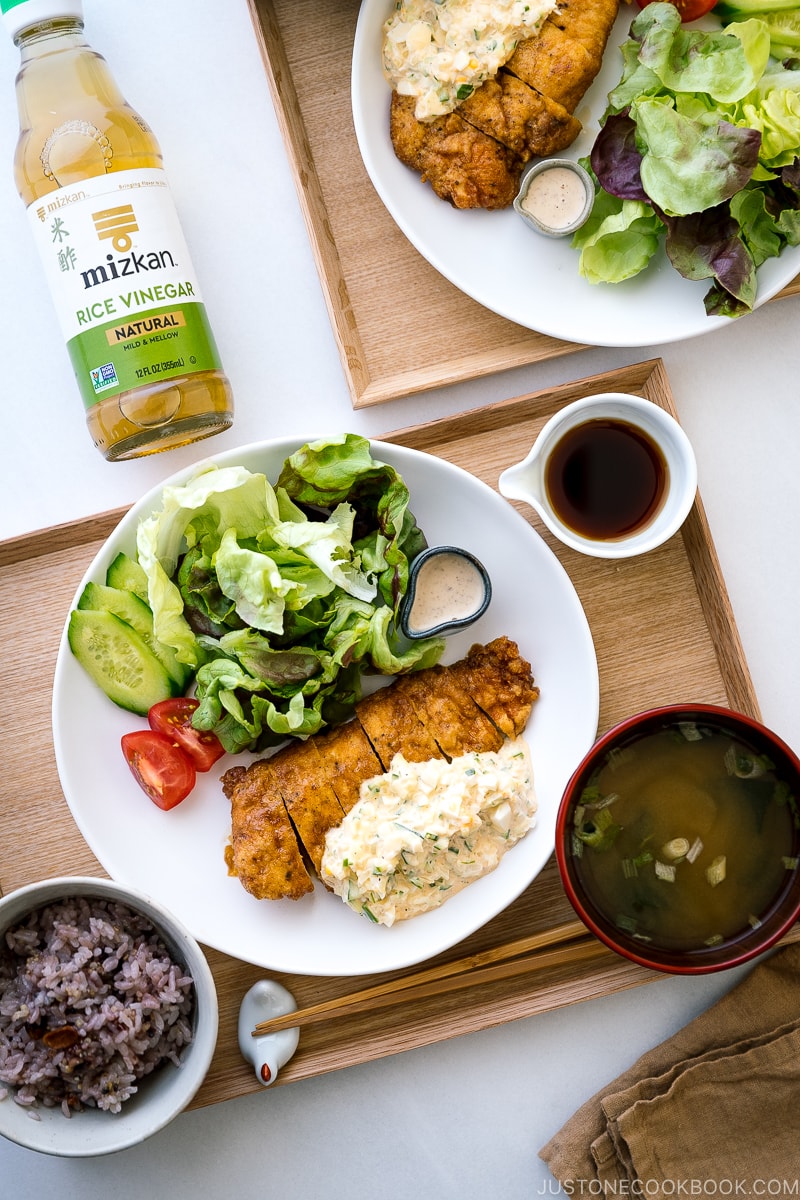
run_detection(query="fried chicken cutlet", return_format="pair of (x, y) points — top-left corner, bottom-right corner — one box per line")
(223, 759), (314, 901)
(392, 664), (505, 759)
(504, 26), (601, 115)
(549, 0), (621, 61)
(390, 93), (522, 210)
(457, 72), (581, 163)
(224, 638), (538, 902)
(449, 637), (539, 739)
(505, 0), (619, 112)
(388, 0), (620, 210)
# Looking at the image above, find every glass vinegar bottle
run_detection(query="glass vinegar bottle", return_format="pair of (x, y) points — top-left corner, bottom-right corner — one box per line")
(4, 0), (234, 459)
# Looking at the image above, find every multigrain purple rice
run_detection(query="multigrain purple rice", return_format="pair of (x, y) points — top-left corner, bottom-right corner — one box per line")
(0, 896), (194, 1116)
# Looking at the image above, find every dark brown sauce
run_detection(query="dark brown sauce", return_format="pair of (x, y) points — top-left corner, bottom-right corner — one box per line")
(545, 418), (668, 541)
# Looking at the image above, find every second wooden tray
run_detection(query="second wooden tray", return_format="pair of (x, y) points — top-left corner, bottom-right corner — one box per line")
(246, 0), (800, 409)
(3, 358), (794, 1114)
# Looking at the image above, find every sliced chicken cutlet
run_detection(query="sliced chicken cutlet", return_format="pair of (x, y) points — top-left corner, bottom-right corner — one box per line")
(356, 678), (442, 768)
(226, 760), (313, 901)
(457, 71), (581, 161)
(549, 0), (620, 65)
(504, 24), (601, 114)
(268, 740), (345, 876)
(390, 92), (523, 210)
(310, 717), (384, 816)
(447, 636), (539, 739)
(395, 665), (505, 759)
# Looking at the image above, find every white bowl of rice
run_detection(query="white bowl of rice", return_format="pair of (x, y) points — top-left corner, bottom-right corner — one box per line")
(0, 876), (218, 1157)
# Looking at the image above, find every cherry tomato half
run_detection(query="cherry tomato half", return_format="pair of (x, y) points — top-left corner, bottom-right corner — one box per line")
(148, 697), (225, 772)
(121, 730), (196, 810)
(635, 0), (718, 20)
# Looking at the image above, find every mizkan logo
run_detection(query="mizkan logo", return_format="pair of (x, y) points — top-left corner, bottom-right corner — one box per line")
(79, 201), (177, 290)
(92, 204), (139, 253)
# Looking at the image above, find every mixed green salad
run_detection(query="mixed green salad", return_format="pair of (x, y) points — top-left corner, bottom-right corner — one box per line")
(573, 2), (800, 315)
(69, 435), (446, 755)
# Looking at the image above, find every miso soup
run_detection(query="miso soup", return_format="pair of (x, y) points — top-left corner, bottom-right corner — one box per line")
(570, 721), (799, 951)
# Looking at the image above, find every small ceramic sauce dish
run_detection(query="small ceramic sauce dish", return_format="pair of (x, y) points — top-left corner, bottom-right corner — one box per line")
(498, 393), (697, 560)
(399, 546), (491, 640)
(513, 158), (594, 238)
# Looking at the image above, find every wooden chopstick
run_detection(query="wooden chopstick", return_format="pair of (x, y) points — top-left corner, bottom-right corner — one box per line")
(252, 918), (604, 1037)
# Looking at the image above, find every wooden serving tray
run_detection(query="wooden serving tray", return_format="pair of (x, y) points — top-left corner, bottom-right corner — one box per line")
(2, 358), (798, 1112)
(246, 0), (800, 409)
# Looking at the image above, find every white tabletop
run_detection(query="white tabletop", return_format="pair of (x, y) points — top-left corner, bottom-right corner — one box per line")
(1, 2), (799, 1194)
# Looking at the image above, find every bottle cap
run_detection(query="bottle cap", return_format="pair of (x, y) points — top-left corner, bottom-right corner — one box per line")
(0, 0), (83, 39)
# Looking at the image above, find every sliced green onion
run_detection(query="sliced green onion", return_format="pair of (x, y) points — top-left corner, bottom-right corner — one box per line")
(706, 855), (727, 887)
(593, 792), (620, 811)
(686, 837), (704, 864)
(654, 860), (676, 882)
(724, 745), (771, 778)
(661, 837), (690, 862)
(575, 805), (621, 851)
(579, 785), (602, 806)
(394, 822), (425, 839)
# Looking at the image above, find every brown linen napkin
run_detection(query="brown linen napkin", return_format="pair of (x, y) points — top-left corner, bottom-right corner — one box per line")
(539, 941), (800, 1193)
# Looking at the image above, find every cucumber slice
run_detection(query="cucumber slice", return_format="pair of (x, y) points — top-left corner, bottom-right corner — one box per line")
(717, 0), (800, 16)
(77, 581), (191, 690)
(68, 608), (177, 715)
(105, 551), (148, 600)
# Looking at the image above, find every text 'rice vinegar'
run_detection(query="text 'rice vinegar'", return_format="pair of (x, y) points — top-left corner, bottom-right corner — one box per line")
(1, 0), (234, 460)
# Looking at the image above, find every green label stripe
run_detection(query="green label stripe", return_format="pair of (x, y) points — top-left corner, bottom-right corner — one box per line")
(67, 301), (223, 411)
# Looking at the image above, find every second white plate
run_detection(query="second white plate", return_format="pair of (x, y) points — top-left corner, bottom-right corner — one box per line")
(52, 437), (599, 977)
(351, 2), (800, 347)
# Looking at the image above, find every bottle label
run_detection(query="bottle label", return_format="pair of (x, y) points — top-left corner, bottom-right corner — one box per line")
(26, 167), (223, 410)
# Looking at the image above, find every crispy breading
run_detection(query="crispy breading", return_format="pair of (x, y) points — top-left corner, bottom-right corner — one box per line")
(394, 665), (505, 759)
(549, 0), (621, 65)
(390, 92), (523, 210)
(458, 71), (581, 161)
(448, 636), (540, 739)
(220, 764), (247, 799)
(310, 718), (384, 816)
(268, 740), (345, 875)
(357, 678), (442, 768)
(227, 760), (313, 901)
(504, 25), (599, 114)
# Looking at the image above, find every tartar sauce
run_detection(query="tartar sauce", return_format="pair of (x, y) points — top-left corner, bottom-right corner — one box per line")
(320, 738), (537, 926)
(405, 550), (487, 635)
(382, 0), (557, 121)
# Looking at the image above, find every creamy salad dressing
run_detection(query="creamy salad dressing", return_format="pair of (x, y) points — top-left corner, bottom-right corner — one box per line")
(382, 0), (557, 121)
(405, 550), (487, 634)
(321, 738), (537, 926)
(521, 166), (589, 230)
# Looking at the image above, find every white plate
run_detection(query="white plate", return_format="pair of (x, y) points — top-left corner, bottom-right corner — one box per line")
(351, 2), (800, 347)
(52, 437), (599, 977)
